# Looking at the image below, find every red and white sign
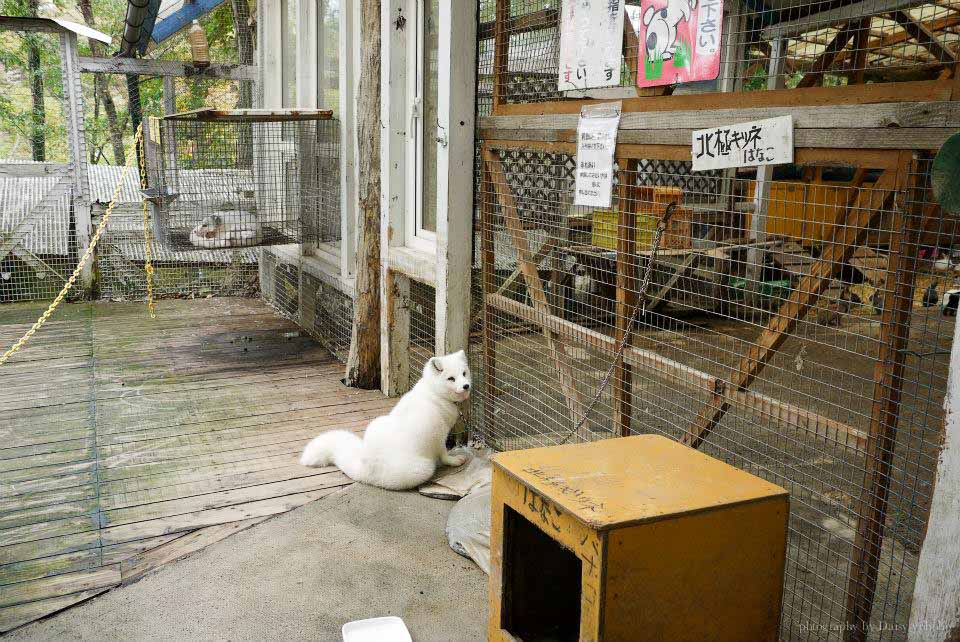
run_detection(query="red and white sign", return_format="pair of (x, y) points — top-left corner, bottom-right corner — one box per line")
(636, 0), (723, 88)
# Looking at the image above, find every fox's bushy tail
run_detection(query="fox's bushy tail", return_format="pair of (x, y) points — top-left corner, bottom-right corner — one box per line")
(299, 431), (367, 481)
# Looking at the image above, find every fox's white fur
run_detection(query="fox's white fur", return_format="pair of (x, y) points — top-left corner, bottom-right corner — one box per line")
(189, 210), (263, 249)
(300, 350), (471, 490)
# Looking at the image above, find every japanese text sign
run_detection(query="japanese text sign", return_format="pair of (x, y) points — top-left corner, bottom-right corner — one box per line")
(691, 115), (793, 172)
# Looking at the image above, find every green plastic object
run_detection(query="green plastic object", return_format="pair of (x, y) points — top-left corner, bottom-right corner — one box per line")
(932, 131), (960, 214)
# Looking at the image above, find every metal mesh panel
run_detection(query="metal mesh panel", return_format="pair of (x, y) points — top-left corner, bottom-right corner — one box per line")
(480, 0), (960, 107)
(151, 116), (340, 251)
(410, 280), (438, 388)
(476, 143), (955, 640)
(0, 29), (80, 304)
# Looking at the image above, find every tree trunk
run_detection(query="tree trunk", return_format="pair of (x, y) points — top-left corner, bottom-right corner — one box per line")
(26, 0), (45, 161)
(78, 0), (126, 165)
(344, 0), (382, 389)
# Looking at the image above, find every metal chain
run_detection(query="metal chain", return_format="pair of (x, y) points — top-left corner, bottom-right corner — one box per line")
(0, 125), (146, 367)
(558, 203), (676, 445)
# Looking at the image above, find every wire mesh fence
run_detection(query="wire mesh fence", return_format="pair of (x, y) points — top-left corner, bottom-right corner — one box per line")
(473, 141), (955, 639)
(149, 114), (339, 251)
(478, 0), (960, 108)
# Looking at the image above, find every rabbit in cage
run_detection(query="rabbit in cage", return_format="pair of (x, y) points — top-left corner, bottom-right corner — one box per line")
(189, 209), (263, 249)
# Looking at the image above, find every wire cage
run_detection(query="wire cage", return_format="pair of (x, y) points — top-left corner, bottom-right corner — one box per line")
(146, 109), (340, 251)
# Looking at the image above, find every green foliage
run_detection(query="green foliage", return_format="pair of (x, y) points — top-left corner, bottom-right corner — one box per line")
(0, 0), (244, 164)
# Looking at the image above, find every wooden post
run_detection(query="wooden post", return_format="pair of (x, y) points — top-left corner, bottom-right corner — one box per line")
(344, 0), (382, 389)
(378, 0), (409, 395)
(59, 30), (93, 295)
(435, 0), (477, 356)
(614, 158), (637, 437)
(908, 312), (960, 642)
(481, 158), (498, 441)
(492, 0), (508, 111)
(843, 152), (923, 642)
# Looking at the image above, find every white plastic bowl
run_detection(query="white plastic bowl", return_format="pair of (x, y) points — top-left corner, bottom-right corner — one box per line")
(341, 616), (413, 642)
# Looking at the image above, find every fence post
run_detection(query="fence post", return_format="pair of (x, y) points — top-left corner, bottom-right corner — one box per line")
(844, 151), (923, 641)
(59, 30), (93, 294)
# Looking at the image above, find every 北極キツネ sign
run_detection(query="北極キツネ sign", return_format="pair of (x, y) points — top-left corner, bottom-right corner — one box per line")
(636, 0), (723, 88)
(559, 0), (626, 90)
(691, 116), (794, 172)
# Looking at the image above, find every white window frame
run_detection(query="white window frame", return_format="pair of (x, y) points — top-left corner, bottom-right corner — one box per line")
(403, 0), (438, 254)
(261, 0), (357, 290)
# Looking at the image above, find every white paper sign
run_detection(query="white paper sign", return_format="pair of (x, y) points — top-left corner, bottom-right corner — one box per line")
(559, 0), (626, 91)
(575, 103), (622, 208)
(691, 115), (794, 172)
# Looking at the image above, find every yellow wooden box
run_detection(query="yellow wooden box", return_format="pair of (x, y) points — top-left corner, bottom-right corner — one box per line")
(488, 435), (789, 642)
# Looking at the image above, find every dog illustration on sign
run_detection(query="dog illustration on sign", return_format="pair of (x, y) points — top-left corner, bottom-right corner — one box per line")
(642, 0), (697, 62)
(636, 0), (723, 87)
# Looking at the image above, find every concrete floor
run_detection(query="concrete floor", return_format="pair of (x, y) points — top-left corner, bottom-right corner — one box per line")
(8, 484), (488, 642)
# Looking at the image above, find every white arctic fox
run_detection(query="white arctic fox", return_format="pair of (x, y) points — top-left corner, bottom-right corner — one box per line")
(300, 350), (471, 490)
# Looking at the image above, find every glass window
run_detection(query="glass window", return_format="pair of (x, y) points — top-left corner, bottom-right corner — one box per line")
(419, 0), (438, 234)
(318, 0), (340, 111)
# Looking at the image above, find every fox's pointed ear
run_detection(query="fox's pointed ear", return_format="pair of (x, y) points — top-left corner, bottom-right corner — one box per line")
(429, 357), (443, 373)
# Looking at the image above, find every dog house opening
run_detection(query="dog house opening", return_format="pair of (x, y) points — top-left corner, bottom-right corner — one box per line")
(501, 506), (582, 642)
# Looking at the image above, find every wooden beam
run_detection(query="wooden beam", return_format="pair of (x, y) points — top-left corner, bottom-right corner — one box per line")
(491, 79), (954, 117)
(838, 14), (960, 69)
(481, 100), (960, 133)
(483, 148), (588, 437)
(762, 0), (930, 39)
(0, 162), (68, 178)
(850, 18), (872, 84)
(892, 10), (958, 63)
(487, 293), (869, 453)
(843, 152), (922, 642)
(480, 126), (957, 150)
(680, 162), (903, 450)
(478, 7), (557, 41)
(77, 56), (258, 81)
(907, 313), (960, 642)
(796, 22), (860, 88)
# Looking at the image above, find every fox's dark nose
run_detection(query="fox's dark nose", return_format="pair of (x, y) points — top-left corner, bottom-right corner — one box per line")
(462, 383), (470, 390)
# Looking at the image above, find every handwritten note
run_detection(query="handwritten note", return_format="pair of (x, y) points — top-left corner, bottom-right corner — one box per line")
(691, 115), (794, 172)
(575, 103), (622, 208)
(559, 0), (625, 91)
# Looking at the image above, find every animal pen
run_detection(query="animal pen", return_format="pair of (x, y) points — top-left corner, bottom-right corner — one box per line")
(0, 0), (960, 640)
(467, 0), (960, 640)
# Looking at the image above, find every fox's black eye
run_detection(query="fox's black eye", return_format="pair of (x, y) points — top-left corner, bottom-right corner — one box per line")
(462, 371), (466, 376)
(447, 376), (455, 381)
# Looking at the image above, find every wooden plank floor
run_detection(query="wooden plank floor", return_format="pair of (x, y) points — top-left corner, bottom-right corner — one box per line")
(0, 297), (392, 632)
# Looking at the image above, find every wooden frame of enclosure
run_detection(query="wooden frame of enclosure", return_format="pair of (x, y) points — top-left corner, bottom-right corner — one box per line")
(479, 97), (957, 636)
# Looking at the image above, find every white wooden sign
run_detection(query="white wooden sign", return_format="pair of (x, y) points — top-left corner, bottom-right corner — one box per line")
(691, 115), (794, 172)
(575, 103), (622, 208)
(559, 0), (626, 91)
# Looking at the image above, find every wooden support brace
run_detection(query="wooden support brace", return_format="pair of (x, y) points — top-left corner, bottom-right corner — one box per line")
(614, 158), (638, 437)
(843, 152), (922, 642)
(796, 22), (860, 88)
(483, 148), (588, 438)
(681, 162), (903, 450)
(891, 10), (958, 65)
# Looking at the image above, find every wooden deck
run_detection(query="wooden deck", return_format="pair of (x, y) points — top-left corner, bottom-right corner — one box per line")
(0, 297), (393, 632)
